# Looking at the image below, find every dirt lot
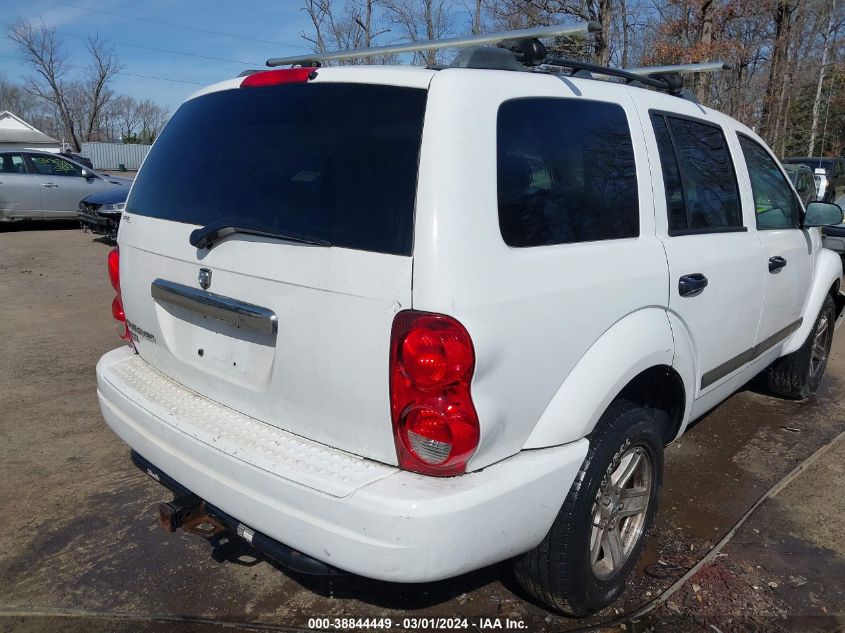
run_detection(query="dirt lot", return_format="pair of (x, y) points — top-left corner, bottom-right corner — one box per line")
(1, 223), (844, 633)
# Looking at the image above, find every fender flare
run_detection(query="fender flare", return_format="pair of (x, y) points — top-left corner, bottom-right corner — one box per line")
(782, 248), (843, 356)
(523, 308), (676, 449)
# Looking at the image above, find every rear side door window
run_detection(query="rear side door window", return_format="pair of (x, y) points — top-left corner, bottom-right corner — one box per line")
(497, 98), (639, 247)
(0, 154), (26, 174)
(0, 153), (26, 174)
(649, 112), (743, 235)
(737, 135), (801, 229)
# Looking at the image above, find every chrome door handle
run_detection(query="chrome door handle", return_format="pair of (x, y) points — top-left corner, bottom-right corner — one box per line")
(41, 182), (59, 188)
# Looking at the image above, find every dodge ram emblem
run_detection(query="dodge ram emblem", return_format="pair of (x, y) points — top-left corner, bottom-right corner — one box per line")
(198, 268), (212, 290)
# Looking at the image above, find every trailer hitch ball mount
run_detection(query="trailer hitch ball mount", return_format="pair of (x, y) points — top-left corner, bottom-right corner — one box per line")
(158, 494), (225, 537)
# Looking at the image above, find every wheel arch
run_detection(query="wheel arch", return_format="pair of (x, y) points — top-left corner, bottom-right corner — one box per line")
(523, 308), (681, 449)
(615, 365), (686, 445)
(782, 247), (844, 356)
(830, 277), (845, 321)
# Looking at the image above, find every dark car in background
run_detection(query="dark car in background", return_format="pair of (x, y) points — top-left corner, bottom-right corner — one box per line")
(78, 185), (129, 242)
(783, 163), (818, 207)
(60, 151), (93, 169)
(783, 156), (845, 202)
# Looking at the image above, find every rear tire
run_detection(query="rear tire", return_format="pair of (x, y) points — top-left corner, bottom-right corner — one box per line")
(513, 399), (663, 616)
(766, 295), (835, 399)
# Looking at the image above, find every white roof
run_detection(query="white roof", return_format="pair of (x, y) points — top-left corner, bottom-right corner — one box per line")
(0, 111), (61, 145)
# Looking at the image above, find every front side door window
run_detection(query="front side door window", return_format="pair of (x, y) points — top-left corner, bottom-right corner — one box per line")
(737, 136), (801, 230)
(29, 154), (83, 178)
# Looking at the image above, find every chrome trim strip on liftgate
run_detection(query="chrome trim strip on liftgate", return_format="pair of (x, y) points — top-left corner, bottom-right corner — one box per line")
(151, 279), (278, 336)
(701, 318), (802, 389)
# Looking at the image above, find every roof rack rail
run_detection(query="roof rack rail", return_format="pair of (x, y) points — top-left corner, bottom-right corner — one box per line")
(541, 58), (670, 90)
(624, 61), (731, 76)
(542, 59), (730, 100)
(266, 22), (601, 67)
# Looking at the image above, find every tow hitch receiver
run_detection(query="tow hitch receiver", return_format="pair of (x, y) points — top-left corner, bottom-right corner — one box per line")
(159, 494), (225, 537)
(136, 452), (342, 575)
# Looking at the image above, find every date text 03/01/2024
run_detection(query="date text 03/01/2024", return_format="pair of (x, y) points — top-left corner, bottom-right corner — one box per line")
(306, 617), (529, 630)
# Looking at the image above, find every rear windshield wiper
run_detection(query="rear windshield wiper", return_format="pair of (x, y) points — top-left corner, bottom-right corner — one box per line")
(189, 220), (332, 250)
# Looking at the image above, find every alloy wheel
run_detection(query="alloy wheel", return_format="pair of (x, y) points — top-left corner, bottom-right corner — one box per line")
(810, 311), (832, 380)
(590, 445), (653, 579)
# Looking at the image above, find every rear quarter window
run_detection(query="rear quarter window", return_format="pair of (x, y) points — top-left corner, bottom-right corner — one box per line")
(497, 98), (639, 247)
(127, 83), (427, 256)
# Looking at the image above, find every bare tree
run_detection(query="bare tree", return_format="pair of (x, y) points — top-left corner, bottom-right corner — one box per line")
(136, 99), (169, 144)
(8, 20), (122, 150)
(0, 74), (43, 123)
(485, 0), (612, 64)
(809, 0), (838, 155)
(618, 0), (630, 67)
(303, 0), (330, 53)
(82, 35), (121, 142)
(302, 0), (391, 63)
(8, 20), (79, 149)
(760, 0), (799, 144)
(384, 0), (453, 65)
(691, 0), (715, 102)
(471, 0), (483, 34)
(108, 95), (141, 142)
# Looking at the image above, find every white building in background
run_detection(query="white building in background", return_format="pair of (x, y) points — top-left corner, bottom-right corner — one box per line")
(0, 111), (62, 150)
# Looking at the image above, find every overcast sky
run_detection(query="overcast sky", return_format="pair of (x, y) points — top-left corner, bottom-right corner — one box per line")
(0, 0), (321, 112)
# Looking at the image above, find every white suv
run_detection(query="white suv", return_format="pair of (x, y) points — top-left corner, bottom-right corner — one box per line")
(96, 54), (844, 615)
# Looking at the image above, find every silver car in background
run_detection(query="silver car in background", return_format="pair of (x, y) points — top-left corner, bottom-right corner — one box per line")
(0, 150), (131, 222)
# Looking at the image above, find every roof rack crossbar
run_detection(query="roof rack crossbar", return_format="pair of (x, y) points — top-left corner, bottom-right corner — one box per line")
(266, 22), (601, 67)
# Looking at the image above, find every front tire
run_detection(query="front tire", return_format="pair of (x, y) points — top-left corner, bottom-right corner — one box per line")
(513, 399), (663, 615)
(766, 295), (835, 399)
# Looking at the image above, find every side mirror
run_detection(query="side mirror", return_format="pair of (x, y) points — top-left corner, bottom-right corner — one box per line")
(81, 168), (91, 178)
(804, 201), (844, 227)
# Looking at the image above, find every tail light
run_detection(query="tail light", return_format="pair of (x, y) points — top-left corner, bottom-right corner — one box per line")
(240, 67), (317, 87)
(390, 311), (479, 476)
(107, 247), (131, 341)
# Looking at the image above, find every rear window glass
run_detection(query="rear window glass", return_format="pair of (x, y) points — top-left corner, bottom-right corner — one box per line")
(127, 83), (427, 256)
(497, 98), (639, 247)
